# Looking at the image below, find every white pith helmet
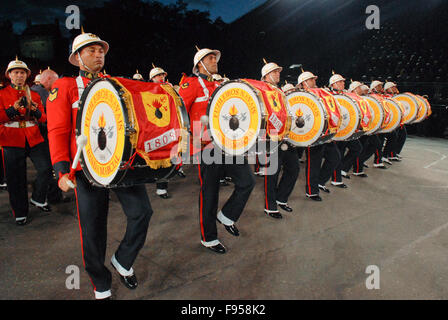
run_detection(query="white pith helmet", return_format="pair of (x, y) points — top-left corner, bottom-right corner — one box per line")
(329, 71), (345, 86)
(192, 45), (221, 74)
(149, 63), (167, 80)
(68, 27), (109, 66)
(261, 58), (282, 80)
(133, 69), (143, 80)
(297, 69), (318, 85)
(369, 80), (383, 92)
(348, 80), (363, 92)
(5, 56), (31, 79)
(384, 81), (397, 91)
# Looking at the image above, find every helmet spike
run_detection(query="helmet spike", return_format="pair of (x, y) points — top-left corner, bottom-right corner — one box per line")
(195, 45), (200, 51)
(81, 26), (84, 34)
(152, 63), (156, 69)
(263, 58), (268, 64)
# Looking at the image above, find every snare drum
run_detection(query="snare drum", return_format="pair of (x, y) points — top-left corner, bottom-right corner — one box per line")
(76, 77), (189, 188)
(392, 93), (419, 124)
(285, 88), (340, 147)
(206, 79), (290, 156)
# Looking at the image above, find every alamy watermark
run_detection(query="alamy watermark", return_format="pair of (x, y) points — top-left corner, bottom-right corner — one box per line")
(365, 5), (380, 30)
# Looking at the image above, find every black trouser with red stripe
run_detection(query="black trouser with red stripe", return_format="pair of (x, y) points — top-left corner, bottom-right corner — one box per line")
(353, 135), (382, 173)
(74, 171), (152, 293)
(373, 133), (387, 164)
(3, 142), (53, 219)
(264, 145), (300, 212)
(383, 131), (398, 159)
(332, 140), (363, 183)
(394, 126), (407, 156)
(197, 149), (255, 243)
(305, 142), (341, 195)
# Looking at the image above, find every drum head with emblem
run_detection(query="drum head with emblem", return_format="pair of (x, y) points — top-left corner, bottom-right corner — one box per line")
(392, 93), (418, 124)
(413, 95), (429, 124)
(207, 80), (263, 156)
(77, 78), (131, 187)
(285, 90), (326, 147)
(332, 94), (361, 141)
(378, 98), (402, 133)
(363, 95), (384, 135)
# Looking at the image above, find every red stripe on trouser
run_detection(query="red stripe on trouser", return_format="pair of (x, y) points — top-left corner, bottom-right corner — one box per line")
(356, 157), (359, 172)
(375, 150), (379, 164)
(307, 147), (311, 194)
(196, 156), (206, 241)
(74, 187), (96, 292)
(333, 170), (336, 181)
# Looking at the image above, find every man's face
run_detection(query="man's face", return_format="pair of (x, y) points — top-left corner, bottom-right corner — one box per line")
(76, 44), (105, 73)
(266, 69), (281, 85)
(354, 86), (363, 95)
(375, 84), (383, 92)
(152, 74), (166, 83)
(9, 69), (27, 86)
(332, 80), (345, 91)
(304, 78), (316, 89)
(199, 53), (218, 75)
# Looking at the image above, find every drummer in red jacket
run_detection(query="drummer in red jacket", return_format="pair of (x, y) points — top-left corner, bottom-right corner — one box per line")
(178, 46), (255, 254)
(46, 31), (153, 300)
(0, 57), (53, 225)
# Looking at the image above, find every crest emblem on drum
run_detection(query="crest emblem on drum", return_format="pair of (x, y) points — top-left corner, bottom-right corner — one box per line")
(141, 92), (171, 127)
(266, 91), (282, 112)
(222, 105), (247, 132)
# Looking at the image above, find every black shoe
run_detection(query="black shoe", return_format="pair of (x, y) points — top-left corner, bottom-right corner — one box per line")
(177, 170), (186, 178)
(110, 262), (138, 290)
(265, 211), (283, 219)
(278, 203), (293, 212)
(219, 180), (229, 186)
(224, 224), (239, 237)
(307, 194), (322, 201)
(363, 164), (369, 168)
(206, 243), (226, 254)
(30, 201), (52, 212)
(224, 176), (232, 182)
(341, 173), (350, 179)
(354, 173), (368, 178)
(333, 183), (348, 189)
(158, 192), (170, 199)
(318, 185), (330, 193)
(373, 164), (388, 170)
(16, 218), (28, 226)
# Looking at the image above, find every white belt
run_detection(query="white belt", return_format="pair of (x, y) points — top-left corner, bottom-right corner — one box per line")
(3, 121), (36, 128)
(194, 76), (210, 103)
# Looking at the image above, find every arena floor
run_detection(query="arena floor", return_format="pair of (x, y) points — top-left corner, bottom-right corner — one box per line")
(1, 135), (447, 300)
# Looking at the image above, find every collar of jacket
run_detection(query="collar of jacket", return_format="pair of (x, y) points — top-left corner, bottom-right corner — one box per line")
(10, 83), (26, 90)
(79, 70), (100, 79)
(198, 73), (214, 82)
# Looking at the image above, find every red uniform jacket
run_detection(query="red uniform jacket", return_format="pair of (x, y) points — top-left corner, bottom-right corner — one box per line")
(0, 85), (46, 148)
(46, 75), (94, 179)
(178, 74), (220, 155)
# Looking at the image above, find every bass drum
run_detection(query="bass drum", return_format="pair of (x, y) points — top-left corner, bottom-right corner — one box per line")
(284, 88), (338, 147)
(413, 95), (431, 123)
(362, 94), (387, 135)
(76, 77), (189, 188)
(206, 79), (290, 156)
(332, 93), (364, 141)
(392, 93), (419, 124)
(378, 98), (402, 133)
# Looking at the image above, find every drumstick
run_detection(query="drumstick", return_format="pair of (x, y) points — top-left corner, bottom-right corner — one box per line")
(67, 135), (88, 188)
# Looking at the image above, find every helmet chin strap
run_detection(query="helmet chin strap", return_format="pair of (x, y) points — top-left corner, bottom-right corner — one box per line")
(269, 73), (277, 85)
(77, 52), (96, 74)
(200, 61), (213, 76)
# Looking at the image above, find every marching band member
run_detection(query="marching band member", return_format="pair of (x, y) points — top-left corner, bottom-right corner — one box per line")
(328, 74), (363, 188)
(352, 82), (384, 177)
(178, 46), (255, 254)
(261, 60), (299, 219)
(297, 70), (341, 201)
(383, 81), (405, 161)
(47, 31), (153, 299)
(0, 57), (54, 225)
(370, 80), (393, 168)
(149, 63), (173, 198)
